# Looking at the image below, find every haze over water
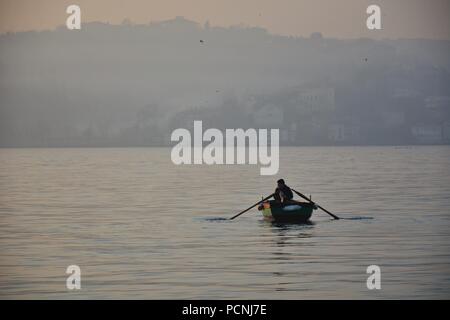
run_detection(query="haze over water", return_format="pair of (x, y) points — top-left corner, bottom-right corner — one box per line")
(0, 146), (449, 299)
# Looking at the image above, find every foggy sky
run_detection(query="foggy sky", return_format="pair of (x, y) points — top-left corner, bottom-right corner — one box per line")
(0, 17), (449, 147)
(0, 0), (449, 40)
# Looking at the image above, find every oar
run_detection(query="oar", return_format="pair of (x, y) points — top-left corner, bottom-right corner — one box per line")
(230, 194), (274, 220)
(291, 188), (340, 220)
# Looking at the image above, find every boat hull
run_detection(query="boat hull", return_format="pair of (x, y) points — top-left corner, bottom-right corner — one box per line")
(260, 200), (314, 223)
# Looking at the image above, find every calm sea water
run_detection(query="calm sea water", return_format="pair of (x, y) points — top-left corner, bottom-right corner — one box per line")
(0, 146), (449, 299)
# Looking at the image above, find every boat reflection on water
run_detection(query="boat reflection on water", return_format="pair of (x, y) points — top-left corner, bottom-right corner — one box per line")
(257, 219), (316, 292)
(259, 219), (315, 247)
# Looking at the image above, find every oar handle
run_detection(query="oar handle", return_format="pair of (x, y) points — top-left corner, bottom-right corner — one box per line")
(291, 188), (340, 220)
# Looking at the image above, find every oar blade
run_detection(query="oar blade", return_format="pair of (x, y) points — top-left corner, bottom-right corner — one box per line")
(230, 193), (274, 220)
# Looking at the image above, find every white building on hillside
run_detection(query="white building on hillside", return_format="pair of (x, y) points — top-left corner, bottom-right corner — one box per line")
(297, 87), (335, 113)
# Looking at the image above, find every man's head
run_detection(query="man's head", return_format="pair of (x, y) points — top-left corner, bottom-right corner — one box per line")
(277, 179), (285, 187)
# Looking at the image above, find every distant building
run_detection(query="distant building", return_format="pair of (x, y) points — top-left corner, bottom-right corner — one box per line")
(411, 125), (442, 144)
(381, 110), (406, 127)
(136, 104), (161, 129)
(275, 124), (298, 144)
(328, 123), (360, 143)
(297, 87), (335, 113)
(424, 96), (450, 109)
(393, 88), (421, 99)
(250, 85), (336, 144)
(169, 108), (207, 132)
(280, 129), (289, 143)
(253, 104), (283, 127)
(442, 122), (450, 143)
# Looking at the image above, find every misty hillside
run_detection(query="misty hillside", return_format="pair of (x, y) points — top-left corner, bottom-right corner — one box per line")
(1, 17), (449, 146)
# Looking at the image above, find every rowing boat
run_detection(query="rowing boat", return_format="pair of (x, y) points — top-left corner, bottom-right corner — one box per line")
(258, 200), (316, 223)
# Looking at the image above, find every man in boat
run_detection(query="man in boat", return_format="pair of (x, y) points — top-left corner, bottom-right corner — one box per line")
(274, 179), (294, 203)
